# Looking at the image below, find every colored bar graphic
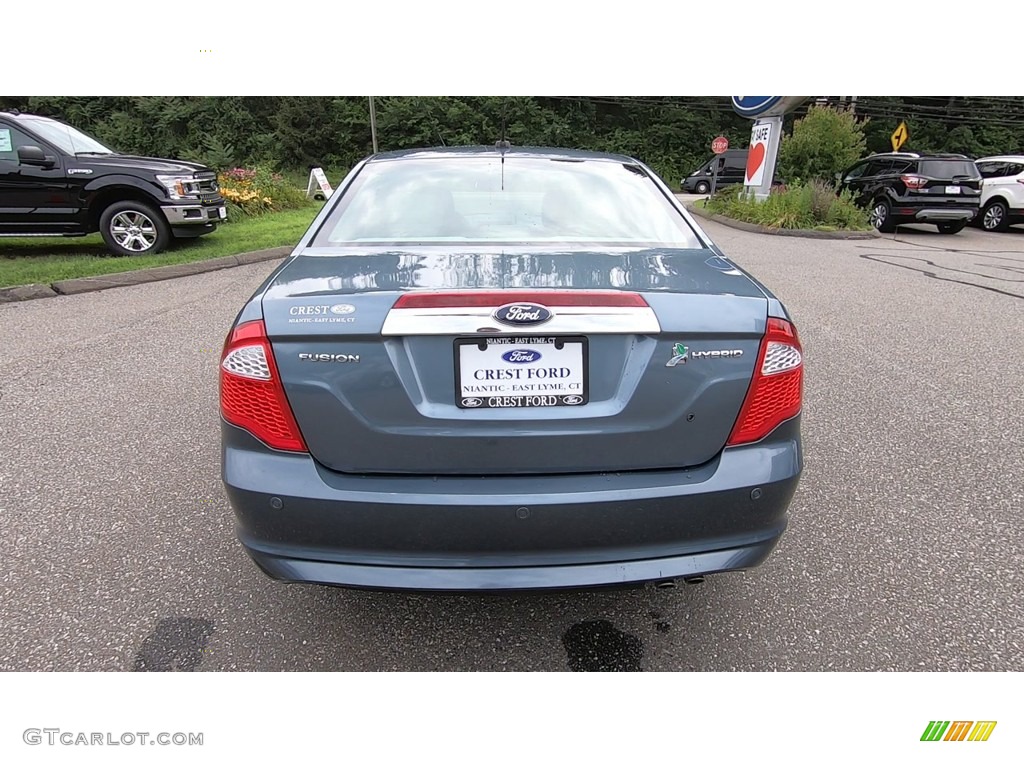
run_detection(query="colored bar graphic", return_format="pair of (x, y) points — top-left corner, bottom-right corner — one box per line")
(921, 721), (997, 742)
(921, 721), (950, 741)
(944, 721), (973, 741)
(967, 722), (997, 742)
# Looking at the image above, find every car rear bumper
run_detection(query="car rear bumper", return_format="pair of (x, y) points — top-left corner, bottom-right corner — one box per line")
(890, 202), (978, 223)
(222, 419), (802, 591)
(911, 207), (977, 222)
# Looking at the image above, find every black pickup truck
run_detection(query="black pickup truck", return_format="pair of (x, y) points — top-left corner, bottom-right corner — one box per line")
(0, 110), (226, 256)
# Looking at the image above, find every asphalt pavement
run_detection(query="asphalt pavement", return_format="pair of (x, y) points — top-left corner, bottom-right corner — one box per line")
(1, 220), (1022, 671)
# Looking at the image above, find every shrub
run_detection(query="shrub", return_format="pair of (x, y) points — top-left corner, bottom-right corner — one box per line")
(777, 105), (868, 184)
(217, 165), (310, 218)
(705, 182), (870, 231)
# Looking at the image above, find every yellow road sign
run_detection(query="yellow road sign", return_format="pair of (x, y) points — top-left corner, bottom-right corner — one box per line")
(891, 121), (909, 152)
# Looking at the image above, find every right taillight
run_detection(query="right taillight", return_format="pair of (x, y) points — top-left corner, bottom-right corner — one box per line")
(727, 317), (803, 446)
(220, 320), (307, 453)
(901, 174), (928, 189)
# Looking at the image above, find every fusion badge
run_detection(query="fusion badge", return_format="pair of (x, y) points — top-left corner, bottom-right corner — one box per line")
(298, 353), (360, 363)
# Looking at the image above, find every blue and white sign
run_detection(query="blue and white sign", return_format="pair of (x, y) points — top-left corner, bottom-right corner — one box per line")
(731, 96), (807, 119)
(731, 97), (783, 117)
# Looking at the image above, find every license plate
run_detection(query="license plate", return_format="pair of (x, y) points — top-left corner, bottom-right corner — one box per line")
(945, 185), (961, 195)
(455, 336), (588, 409)
(218, 206), (227, 219)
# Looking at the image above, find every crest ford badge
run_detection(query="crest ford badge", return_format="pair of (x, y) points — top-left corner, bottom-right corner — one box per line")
(494, 302), (552, 326)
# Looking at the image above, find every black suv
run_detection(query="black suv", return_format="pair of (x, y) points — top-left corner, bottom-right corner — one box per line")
(837, 152), (982, 234)
(0, 111), (225, 256)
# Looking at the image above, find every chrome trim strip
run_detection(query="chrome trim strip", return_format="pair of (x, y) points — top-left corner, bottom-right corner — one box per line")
(381, 306), (661, 336)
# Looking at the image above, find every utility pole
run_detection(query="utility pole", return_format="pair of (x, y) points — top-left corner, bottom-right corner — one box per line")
(368, 96), (378, 154)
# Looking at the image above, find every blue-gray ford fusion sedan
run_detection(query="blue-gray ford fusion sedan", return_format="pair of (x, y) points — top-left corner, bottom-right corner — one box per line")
(220, 146), (803, 591)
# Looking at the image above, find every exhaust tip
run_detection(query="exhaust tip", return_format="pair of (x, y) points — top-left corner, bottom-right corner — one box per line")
(683, 575), (705, 585)
(653, 580), (677, 590)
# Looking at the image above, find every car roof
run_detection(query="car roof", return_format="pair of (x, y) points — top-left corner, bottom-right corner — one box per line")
(0, 111), (62, 124)
(364, 146), (639, 164)
(977, 155), (1024, 162)
(855, 152), (978, 166)
(867, 151), (920, 158)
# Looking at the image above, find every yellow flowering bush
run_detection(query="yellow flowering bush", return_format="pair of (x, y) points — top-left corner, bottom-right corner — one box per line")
(217, 166), (308, 218)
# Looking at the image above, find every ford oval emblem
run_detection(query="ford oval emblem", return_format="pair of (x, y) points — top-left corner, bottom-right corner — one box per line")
(461, 397), (482, 407)
(731, 96), (808, 118)
(563, 395), (584, 405)
(501, 349), (541, 364)
(731, 97), (783, 117)
(494, 302), (552, 326)
(330, 303), (356, 315)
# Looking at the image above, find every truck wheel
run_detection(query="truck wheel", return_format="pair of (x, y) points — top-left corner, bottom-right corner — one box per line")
(695, 181), (710, 194)
(99, 201), (170, 256)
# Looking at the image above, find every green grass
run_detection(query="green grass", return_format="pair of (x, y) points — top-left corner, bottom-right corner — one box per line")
(703, 183), (871, 231)
(0, 204), (322, 288)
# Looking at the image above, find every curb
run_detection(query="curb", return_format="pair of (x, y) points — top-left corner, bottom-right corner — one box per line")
(686, 203), (880, 240)
(0, 246), (292, 304)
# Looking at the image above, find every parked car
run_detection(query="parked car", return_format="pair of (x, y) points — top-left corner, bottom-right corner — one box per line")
(220, 146), (804, 592)
(681, 149), (748, 193)
(837, 152), (982, 234)
(974, 155), (1024, 232)
(0, 110), (225, 256)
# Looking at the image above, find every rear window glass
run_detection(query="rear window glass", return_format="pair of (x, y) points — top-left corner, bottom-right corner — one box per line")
(918, 160), (979, 178)
(311, 156), (702, 248)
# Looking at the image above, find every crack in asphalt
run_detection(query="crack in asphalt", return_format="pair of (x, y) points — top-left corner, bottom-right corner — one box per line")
(861, 254), (1024, 283)
(858, 253), (1024, 300)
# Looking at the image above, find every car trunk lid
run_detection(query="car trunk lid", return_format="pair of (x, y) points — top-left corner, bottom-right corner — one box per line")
(908, 159), (982, 203)
(261, 248), (769, 475)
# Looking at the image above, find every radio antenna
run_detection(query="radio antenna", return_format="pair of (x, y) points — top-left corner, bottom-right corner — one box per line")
(496, 99), (510, 190)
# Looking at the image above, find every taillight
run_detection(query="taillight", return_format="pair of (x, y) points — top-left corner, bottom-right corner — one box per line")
(727, 318), (803, 446)
(220, 320), (307, 452)
(901, 175), (928, 189)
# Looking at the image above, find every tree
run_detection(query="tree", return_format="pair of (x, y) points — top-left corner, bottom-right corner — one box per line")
(777, 105), (868, 183)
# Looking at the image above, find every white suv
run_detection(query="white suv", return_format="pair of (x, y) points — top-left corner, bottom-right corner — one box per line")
(975, 156), (1024, 232)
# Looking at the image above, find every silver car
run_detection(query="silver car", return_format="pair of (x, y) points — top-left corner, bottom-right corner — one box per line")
(220, 147), (804, 591)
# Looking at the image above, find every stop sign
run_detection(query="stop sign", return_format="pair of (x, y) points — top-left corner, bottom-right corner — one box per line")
(712, 136), (729, 154)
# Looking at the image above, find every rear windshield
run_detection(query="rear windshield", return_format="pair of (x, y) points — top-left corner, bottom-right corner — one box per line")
(917, 160), (979, 179)
(311, 156), (702, 248)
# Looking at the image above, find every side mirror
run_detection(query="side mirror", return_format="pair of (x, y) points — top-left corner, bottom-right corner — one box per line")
(17, 145), (56, 169)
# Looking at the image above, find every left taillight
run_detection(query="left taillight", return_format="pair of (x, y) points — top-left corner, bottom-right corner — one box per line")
(219, 320), (307, 453)
(727, 317), (803, 446)
(901, 174), (928, 190)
